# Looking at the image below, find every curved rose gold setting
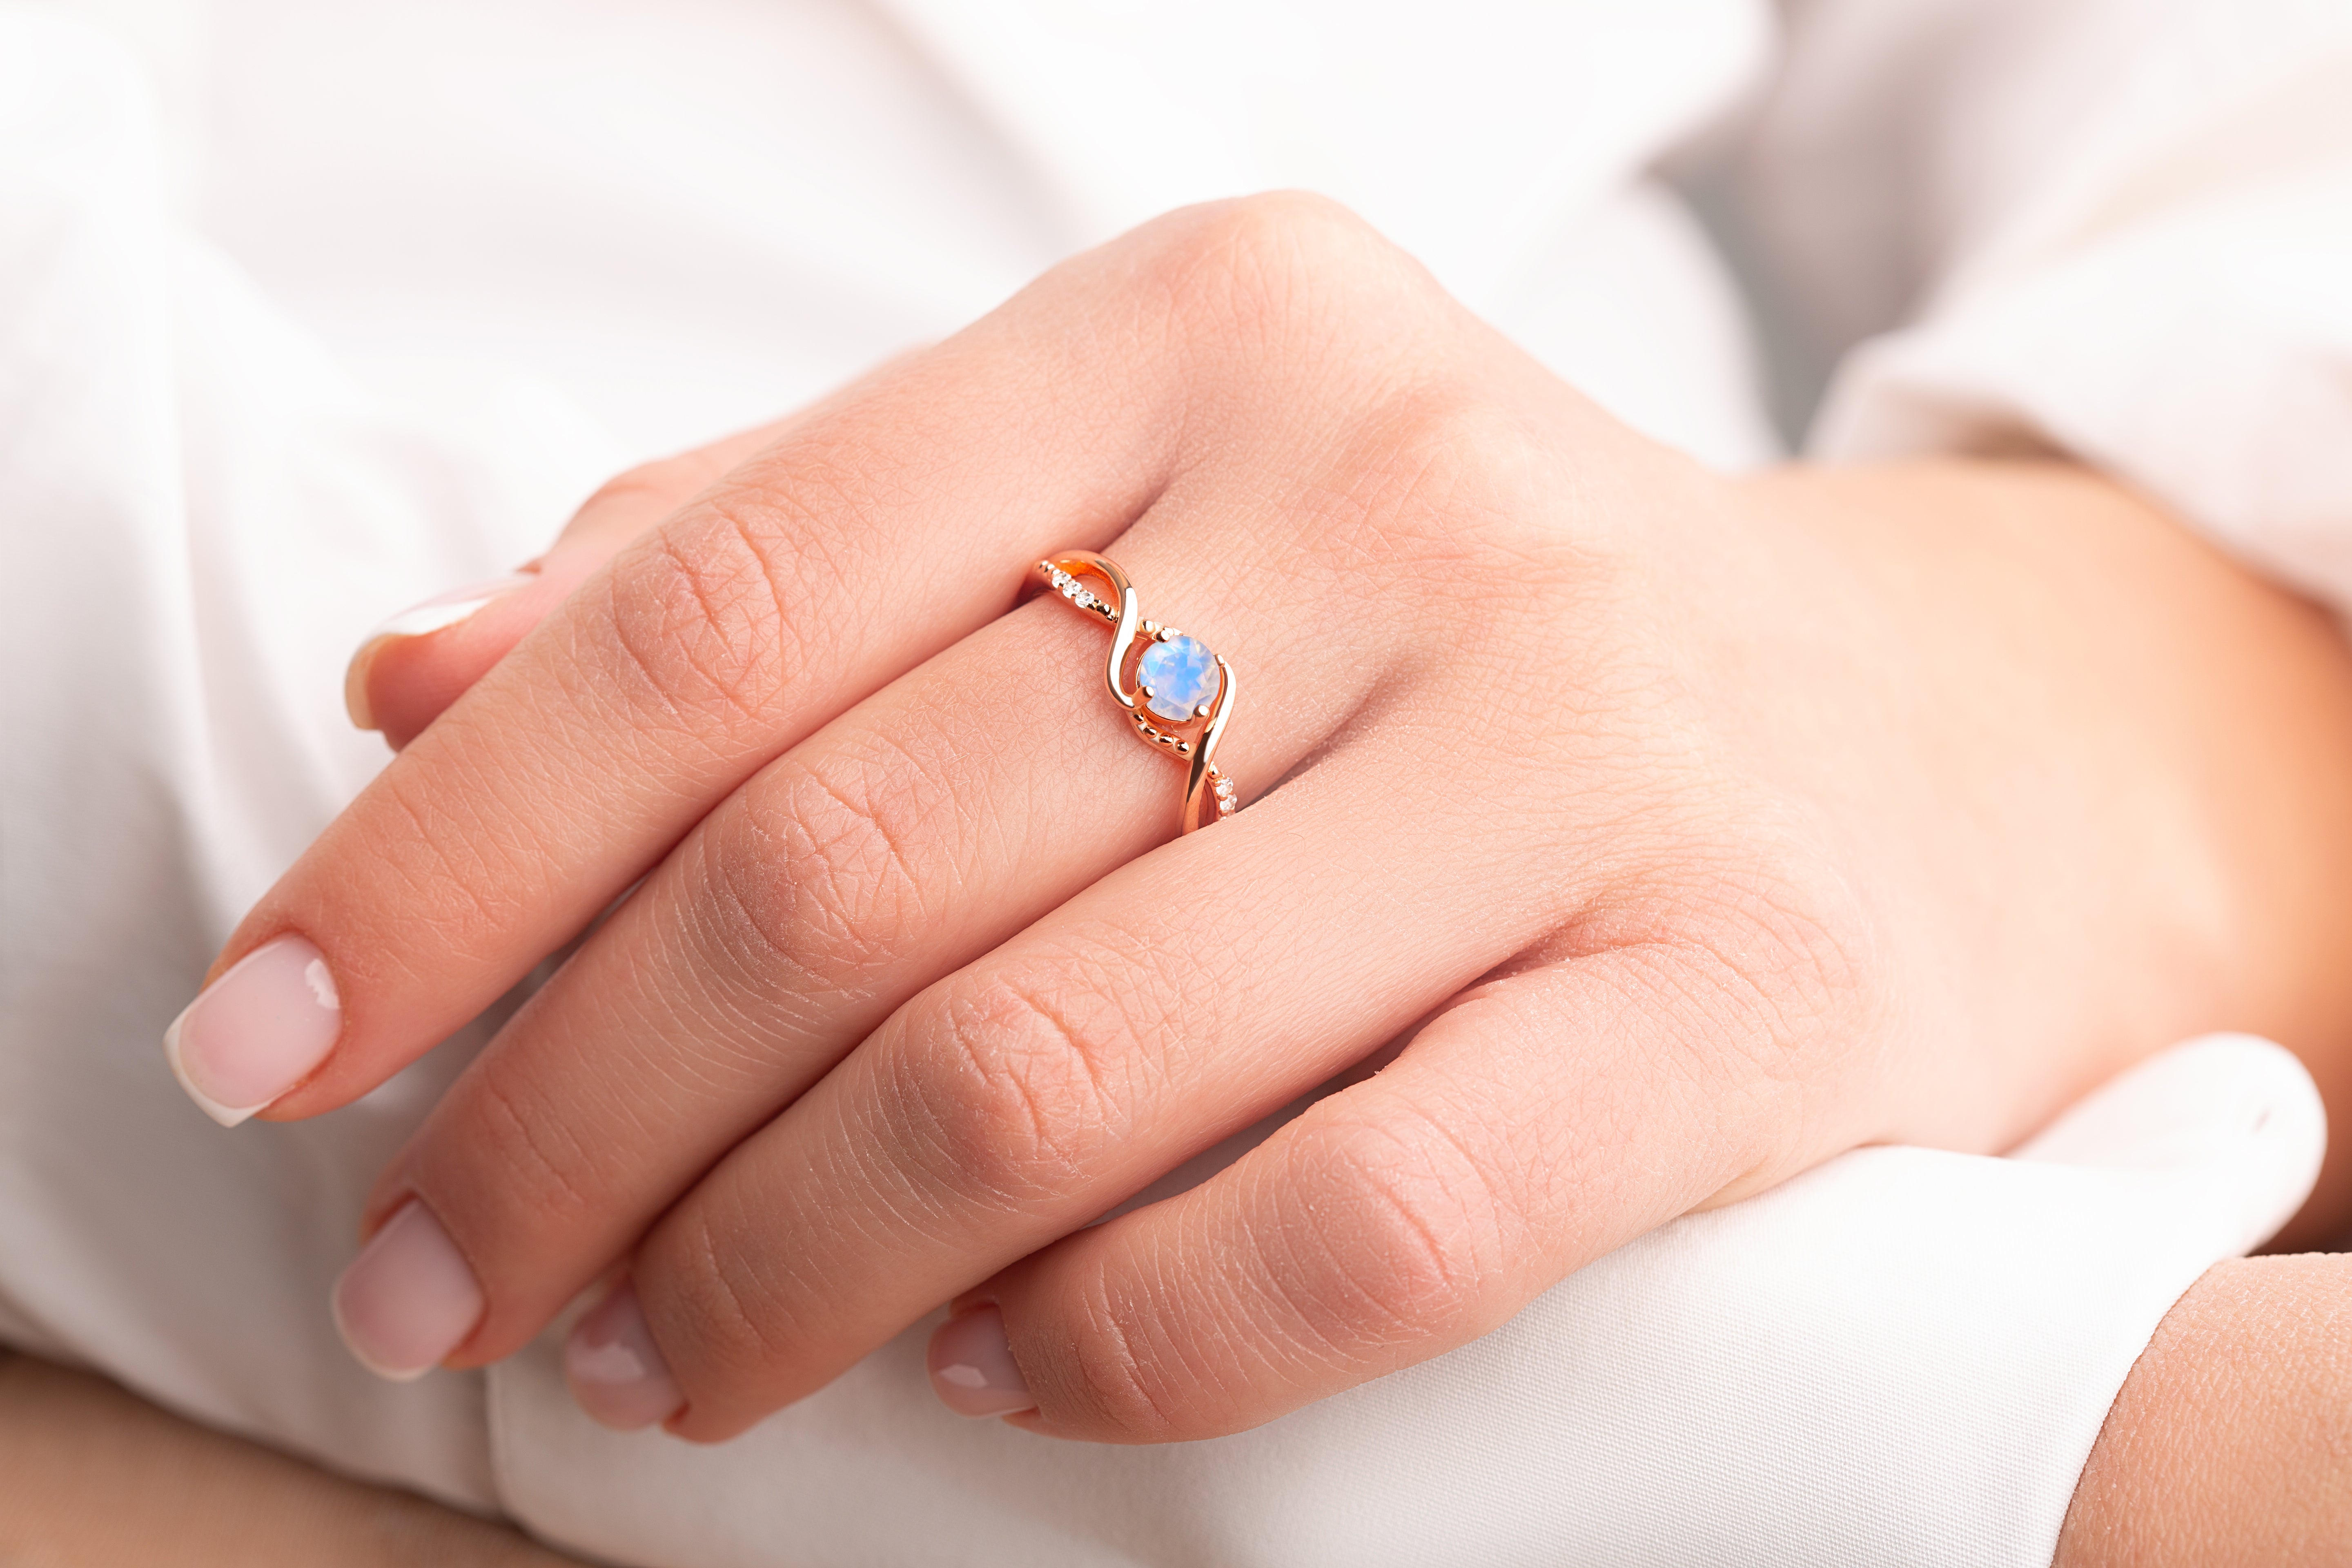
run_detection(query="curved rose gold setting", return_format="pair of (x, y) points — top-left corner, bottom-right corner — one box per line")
(1038, 552), (1238, 833)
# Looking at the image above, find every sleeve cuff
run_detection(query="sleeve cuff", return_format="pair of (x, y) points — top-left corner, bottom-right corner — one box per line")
(1814, 151), (2352, 615)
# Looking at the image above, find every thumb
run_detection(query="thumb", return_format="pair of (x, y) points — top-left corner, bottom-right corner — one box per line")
(346, 419), (790, 750)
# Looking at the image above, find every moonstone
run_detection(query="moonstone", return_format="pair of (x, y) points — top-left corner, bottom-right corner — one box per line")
(1138, 634), (1218, 721)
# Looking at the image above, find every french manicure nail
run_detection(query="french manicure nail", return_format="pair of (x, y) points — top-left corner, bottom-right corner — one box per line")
(344, 574), (535, 729)
(162, 934), (343, 1127)
(927, 1305), (1036, 1418)
(565, 1280), (685, 1431)
(330, 1200), (485, 1382)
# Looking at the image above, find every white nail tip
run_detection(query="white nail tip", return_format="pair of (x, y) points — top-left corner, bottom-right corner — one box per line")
(329, 1291), (434, 1383)
(373, 593), (507, 639)
(162, 1009), (263, 1128)
(368, 575), (535, 641)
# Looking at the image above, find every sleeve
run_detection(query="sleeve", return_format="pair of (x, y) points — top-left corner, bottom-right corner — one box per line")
(1738, 0), (2352, 612)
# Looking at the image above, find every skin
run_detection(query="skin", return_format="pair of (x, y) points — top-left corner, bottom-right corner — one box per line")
(2054, 1256), (2352, 1566)
(205, 194), (2352, 1448)
(0, 1352), (584, 1566)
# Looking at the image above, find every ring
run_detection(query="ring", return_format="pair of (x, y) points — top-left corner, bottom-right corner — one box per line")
(1037, 552), (1238, 833)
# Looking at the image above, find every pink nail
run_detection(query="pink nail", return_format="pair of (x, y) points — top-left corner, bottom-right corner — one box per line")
(163, 934), (343, 1127)
(330, 1201), (485, 1381)
(565, 1280), (685, 1431)
(345, 574), (534, 729)
(927, 1305), (1036, 1418)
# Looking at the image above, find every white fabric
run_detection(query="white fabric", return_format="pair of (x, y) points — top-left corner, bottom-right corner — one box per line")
(5, 0), (2352, 1564)
(1759, 0), (2352, 608)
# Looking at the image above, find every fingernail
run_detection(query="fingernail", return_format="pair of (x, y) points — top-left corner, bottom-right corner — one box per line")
(927, 1305), (1036, 1418)
(565, 1280), (685, 1431)
(330, 1200), (485, 1381)
(344, 574), (534, 729)
(163, 934), (343, 1127)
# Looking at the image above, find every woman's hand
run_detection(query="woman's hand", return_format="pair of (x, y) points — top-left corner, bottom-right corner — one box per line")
(167, 194), (2352, 1442)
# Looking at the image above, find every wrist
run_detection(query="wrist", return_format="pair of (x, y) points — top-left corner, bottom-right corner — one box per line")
(2056, 1254), (2352, 1567)
(1735, 459), (2352, 1236)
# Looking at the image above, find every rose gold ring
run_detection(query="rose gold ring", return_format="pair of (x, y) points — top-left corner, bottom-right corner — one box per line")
(1038, 552), (1238, 833)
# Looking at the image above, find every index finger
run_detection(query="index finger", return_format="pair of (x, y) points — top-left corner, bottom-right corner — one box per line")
(353, 356), (928, 751)
(348, 416), (794, 751)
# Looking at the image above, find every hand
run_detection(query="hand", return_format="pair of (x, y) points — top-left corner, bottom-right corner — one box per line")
(167, 194), (2352, 1443)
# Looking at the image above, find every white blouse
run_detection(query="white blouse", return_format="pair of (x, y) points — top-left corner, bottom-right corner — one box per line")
(3, 0), (2350, 1562)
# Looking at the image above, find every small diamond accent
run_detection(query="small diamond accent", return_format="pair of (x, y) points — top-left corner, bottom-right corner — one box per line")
(1042, 563), (1111, 618)
(1212, 772), (1239, 815)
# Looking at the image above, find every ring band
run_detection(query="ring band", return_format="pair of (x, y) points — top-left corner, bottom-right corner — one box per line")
(1038, 552), (1238, 833)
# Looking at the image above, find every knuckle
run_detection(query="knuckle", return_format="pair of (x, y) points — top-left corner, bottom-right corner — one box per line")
(1193, 189), (1379, 266)
(357, 764), (561, 950)
(642, 1188), (817, 1392)
(896, 973), (1143, 1206)
(699, 743), (940, 994)
(1143, 192), (1423, 358)
(1307, 382), (1553, 577)
(408, 1046), (609, 1280)
(597, 501), (824, 742)
(1262, 1116), (1512, 1361)
(1691, 864), (1873, 1058)
(1625, 852), (1880, 1129)
(1060, 1283), (1189, 1440)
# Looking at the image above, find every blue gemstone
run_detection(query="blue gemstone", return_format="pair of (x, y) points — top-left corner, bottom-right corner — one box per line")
(1138, 635), (1218, 721)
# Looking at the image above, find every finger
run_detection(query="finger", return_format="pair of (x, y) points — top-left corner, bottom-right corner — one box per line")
(348, 420), (793, 750)
(350, 349), (927, 751)
(958, 942), (1827, 1441)
(614, 728), (1585, 1440)
(185, 198), (1409, 1127)
(358, 478), (1395, 1368)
